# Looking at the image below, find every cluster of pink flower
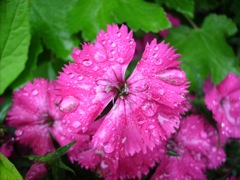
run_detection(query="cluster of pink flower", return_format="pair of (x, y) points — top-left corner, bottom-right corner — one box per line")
(1, 23), (240, 179)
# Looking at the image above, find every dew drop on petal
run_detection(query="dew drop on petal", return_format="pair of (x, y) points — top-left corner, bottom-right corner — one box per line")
(94, 51), (106, 62)
(72, 121), (81, 128)
(122, 137), (127, 144)
(23, 92), (29, 96)
(156, 68), (186, 85)
(110, 50), (116, 55)
(111, 42), (116, 47)
(101, 161), (108, 169)
(77, 75), (83, 80)
(117, 32), (121, 37)
(154, 46), (159, 51)
(32, 89), (39, 96)
(116, 57), (124, 63)
(82, 59), (92, 66)
(212, 147), (217, 152)
(59, 96), (79, 113)
(104, 144), (114, 153)
(141, 101), (158, 117)
(149, 125), (155, 129)
(15, 130), (23, 136)
(154, 58), (163, 65)
(200, 131), (207, 138)
(69, 73), (75, 79)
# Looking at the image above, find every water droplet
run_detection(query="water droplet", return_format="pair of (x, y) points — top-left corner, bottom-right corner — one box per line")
(116, 57), (124, 63)
(156, 68), (186, 86)
(94, 52), (106, 62)
(69, 73), (74, 79)
(153, 53), (157, 58)
(75, 50), (81, 55)
(138, 120), (145, 125)
(110, 50), (116, 55)
(122, 137), (127, 144)
(78, 75), (83, 80)
(99, 130), (106, 139)
(23, 92), (29, 96)
(59, 96), (79, 113)
(117, 32), (121, 37)
(82, 59), (92, 66)
(15, 130), (23, 136)
(111, 42), (116, 47)
(158, 89), (165, 95)
(101, 161), (108, 169)
(32, 89), (38, 96)
(200, 131), (207, 138)
(154, 58), (163, 65)
(212, 147), (217, 152)
(129, 39), (134, 44)
(141, 101), (157, 117)
(149, 125), (155, 129)
(154, 46), (159, 51)
(72, 121), (81, 128)
(104, 144), (114, 153)
(102, 40), (106, 45)
(93, 66), (99, 71)
(158, 114), (168, 124)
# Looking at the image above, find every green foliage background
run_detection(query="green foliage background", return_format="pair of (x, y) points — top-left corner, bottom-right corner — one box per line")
(0, 0), (240, 179)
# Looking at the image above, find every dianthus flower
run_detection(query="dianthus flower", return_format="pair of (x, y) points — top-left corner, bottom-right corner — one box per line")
(152, 115), (226, 179)
(56, 24), (189, 157)
(77, 138), (166, 180)
(7, 79), (65, 155)
(205, 73), (240, 139)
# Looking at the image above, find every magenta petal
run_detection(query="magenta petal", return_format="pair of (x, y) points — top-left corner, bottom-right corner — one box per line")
(25, 163), (48, 180)
(205, 72), (240, 139)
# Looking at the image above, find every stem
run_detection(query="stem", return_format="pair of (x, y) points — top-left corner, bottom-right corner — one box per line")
(185, 15), (198, 29)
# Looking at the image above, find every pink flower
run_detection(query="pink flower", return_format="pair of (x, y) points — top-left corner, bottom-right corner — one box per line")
(0, 140), (13, 158)
(151, 152), (206, 180)
(205, 73), (240, 139)
(152, 115), (226, 179)
(77, 140), (166, 180)
(56, 24), (189, 157)
(7, 79), (64, 155)
(176, 115), (226, 169)
(159, 13), (181, 37)
(25, 163), (48, 180)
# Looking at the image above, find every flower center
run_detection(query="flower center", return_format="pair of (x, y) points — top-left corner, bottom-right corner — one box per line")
(118, 83), (129, 98)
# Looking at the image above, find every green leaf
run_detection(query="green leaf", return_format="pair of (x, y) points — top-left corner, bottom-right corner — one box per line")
(0, 95), (12, 123)
(115, 0), (170, 32)
(163, 0), (194, 18)
(58, 160), (75, 175)
(68, 0), (170, 41)
(10, 36), (43, 90)
(0, 153), (23, 180)
(166, 14), (240, 95)
(0, 0), (31, 95)
(167, 150), (180, 156)
(27, 141), (76, 163)
(33, 62), (57, 80)
(29, 0), (75, 59)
